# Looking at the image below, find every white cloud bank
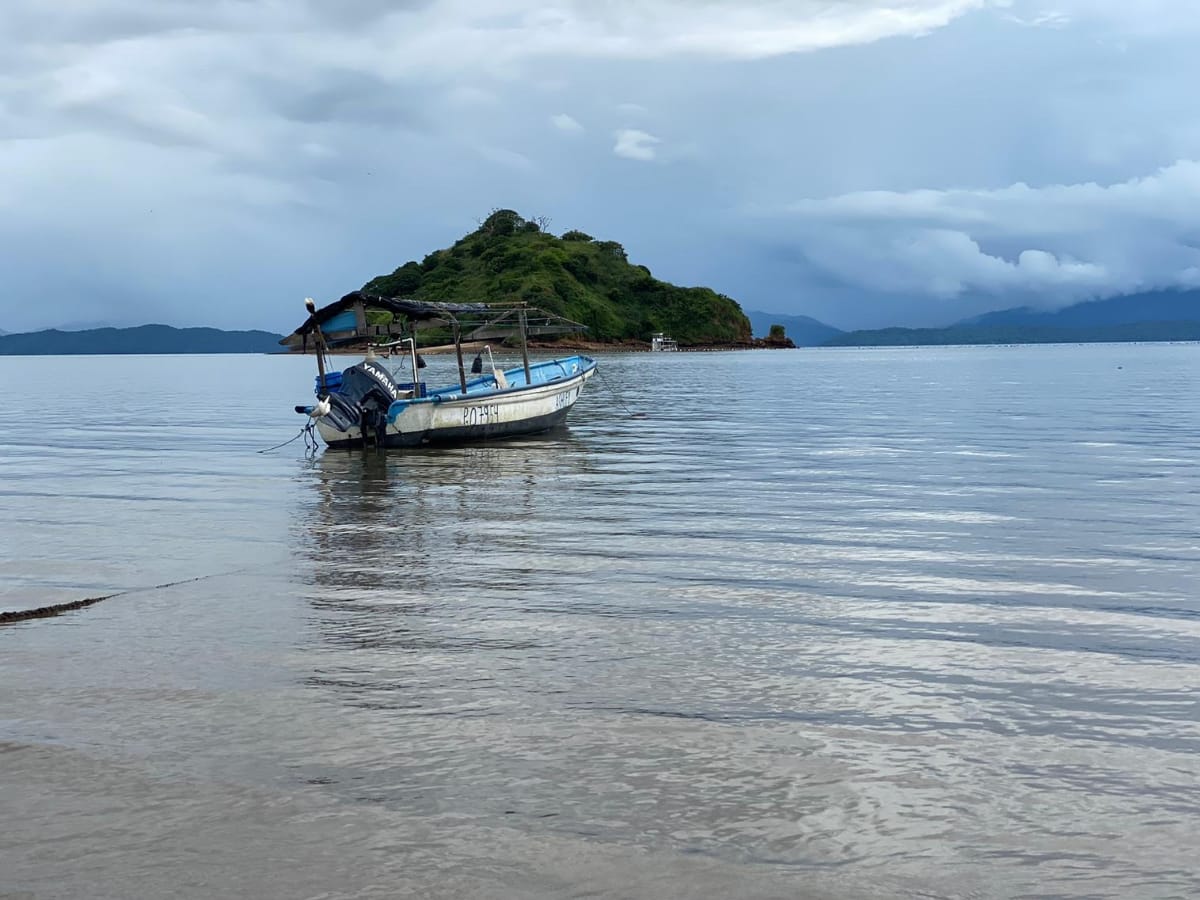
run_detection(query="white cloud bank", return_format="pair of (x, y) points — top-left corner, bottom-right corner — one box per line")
(780, 160), (1200, 305)
(495, 0), (991, 61)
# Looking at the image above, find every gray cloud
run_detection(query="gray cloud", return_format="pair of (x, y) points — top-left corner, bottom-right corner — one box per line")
(270, 69), (432, 129)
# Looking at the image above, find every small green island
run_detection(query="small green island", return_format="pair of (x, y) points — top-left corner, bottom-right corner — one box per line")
(358, 209), (763, 348)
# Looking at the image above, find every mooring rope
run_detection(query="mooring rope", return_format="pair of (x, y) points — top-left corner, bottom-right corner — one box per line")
(257, 420), (319, 454)
(0, 569), (253, 626)
(595, 368), (647, 419)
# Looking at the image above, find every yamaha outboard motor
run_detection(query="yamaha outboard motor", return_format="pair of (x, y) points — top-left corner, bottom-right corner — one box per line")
(319, 361), (404, 441)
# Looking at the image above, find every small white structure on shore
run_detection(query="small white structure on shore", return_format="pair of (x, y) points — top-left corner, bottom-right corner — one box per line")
(650, 332), (678, 352)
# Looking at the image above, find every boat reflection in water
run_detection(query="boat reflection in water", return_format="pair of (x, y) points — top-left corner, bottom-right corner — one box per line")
(293, 432), (596, 662)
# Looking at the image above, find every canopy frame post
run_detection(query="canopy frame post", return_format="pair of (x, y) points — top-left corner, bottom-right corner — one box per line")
(408, 335), (421, 393)
(314, 329), (328, 394)
(517, 306), (531, 386)
(453, 321), (468, 395)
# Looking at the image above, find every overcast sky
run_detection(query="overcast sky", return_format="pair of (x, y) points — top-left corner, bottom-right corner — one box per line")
(3, 0), (1199, 332)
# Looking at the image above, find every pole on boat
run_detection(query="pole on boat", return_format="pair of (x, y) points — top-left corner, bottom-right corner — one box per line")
(517, 306), (532, 386)
(408, 335), (420, 393)
(314, 330), (328, 394)
(453, 321), (469, 395)
(305, 297), (328, 394)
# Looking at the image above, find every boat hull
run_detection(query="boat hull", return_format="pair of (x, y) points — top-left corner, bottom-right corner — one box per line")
(315, 358), (594, 450)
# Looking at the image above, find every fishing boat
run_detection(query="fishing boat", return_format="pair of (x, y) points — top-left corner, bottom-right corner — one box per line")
(281, 291), (597, 450)
(650, 332), (678, 352)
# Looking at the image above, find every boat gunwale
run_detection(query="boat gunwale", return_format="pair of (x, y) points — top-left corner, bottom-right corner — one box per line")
(406, 356), (596, 406)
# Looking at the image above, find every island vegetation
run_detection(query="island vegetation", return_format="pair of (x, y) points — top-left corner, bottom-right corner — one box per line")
(360, 209), (753, 347)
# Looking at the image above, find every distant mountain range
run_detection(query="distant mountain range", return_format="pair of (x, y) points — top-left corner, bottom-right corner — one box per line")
(746, 310), (843, 346)
(828, 289), (1200, 347)
(0, 324), (286, 356)
(958, 289), (1199, 329)
(824, 320), (1200, 347)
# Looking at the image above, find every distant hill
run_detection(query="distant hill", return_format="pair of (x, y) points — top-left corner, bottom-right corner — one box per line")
(360, 209), (751, 345)
(824, 320), (1200, 347)
(827, 288), (1200, 347)
(0, 324), (286, 355)
(960, 289), (1200, 329)
(745, 310), (842, 346)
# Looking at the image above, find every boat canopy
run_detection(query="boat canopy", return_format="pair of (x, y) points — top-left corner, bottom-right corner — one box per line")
(279, 290), (587, 352)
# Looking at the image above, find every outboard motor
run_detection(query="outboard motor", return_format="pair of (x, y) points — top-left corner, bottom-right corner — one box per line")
(359, 395), (388, 448)
(319, 361), (404, 441)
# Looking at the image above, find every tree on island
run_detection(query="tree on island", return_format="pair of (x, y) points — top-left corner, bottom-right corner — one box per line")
(765, 324), (796, 348)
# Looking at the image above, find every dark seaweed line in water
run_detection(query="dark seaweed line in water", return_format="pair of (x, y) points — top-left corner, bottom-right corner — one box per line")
(0, 570), (251, 626)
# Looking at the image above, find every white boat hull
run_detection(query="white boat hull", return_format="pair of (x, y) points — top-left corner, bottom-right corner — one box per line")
(315, 359), (595, 450)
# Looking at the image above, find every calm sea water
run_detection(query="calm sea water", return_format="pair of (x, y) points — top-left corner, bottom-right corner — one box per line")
(1, 344), (1198, 900)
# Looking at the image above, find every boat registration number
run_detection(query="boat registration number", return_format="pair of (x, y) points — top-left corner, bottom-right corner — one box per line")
(554, 389), (576, 410)
(462, 403), (500, 426)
